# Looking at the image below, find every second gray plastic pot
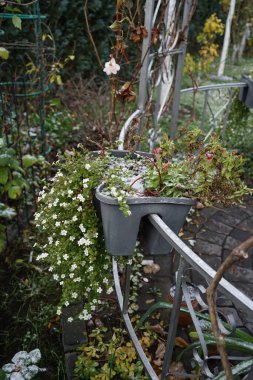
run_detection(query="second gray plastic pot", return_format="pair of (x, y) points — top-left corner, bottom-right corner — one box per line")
(96, 183), (195, 256)
(238, 75), (253, 108)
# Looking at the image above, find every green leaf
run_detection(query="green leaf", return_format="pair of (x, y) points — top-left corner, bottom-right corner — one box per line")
(12, 15), (22, 30)
(0, 167), (9, 185)
(8, 185), (22, 199)
(0, 367), (7, 379)
(213, 358), (253, 380)
(0, 47), (9, 60)
(0, 154), (11, 166)
(22, 154), (37, 168)
(50, 98), (61, 107)
(189, 332), (253, 354)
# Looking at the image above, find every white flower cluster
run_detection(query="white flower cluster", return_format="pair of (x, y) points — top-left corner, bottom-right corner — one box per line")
(34, 153), (115, 322)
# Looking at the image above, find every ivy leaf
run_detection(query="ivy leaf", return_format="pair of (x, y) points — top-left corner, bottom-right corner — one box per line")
(0, 47), (9, 60)
(22, 154), (37, 168)
(0, 167), (9, 185)
(8, 185), (22, 199)
(12, 15), (22, 30)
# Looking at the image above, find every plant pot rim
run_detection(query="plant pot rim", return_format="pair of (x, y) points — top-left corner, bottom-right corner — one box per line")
(96, 183), (196, 206)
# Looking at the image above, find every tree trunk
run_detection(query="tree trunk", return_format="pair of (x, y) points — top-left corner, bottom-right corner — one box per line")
(155, 0), (177, 122)
(238, 23), (251, 61)
(231, 43), (239, 64)
(217, 0), (236, 77)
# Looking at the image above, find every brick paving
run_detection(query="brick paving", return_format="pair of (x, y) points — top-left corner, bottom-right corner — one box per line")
(183, 195), (253, 333)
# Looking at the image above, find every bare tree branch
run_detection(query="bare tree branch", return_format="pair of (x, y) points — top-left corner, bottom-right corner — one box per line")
(84, 0), (103, 70)
(206, 235), (253, 380)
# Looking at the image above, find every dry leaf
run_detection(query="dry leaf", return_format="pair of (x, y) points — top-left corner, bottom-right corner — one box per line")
(143, 263), (160, 274)
(174, 337), (188, 348)
(153, 357), (163, 367)
(146, 298), (155, 304)
(155, 342), (165, 360)
(151, 27), (159, 44)
(94, 318), (104, 327)
(152, 263), (160, 274)
(168, 361), (187, 379)
(130, 25), (148, 43)
(150, 324), (166, 336)
(143, 265), (153, 274)
(116, 81), (136, 103)
(196, 201), (204, 209)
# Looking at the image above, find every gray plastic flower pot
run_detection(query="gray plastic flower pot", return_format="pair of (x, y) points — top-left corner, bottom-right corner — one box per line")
(238, 75), (253, 108)
(96, 183), (195, 256)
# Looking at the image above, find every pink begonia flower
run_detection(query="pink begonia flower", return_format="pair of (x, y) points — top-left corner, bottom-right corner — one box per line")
(103, 57), (120, 75)
(206, 152), (213, 161)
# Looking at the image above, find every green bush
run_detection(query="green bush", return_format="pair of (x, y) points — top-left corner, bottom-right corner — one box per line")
(41, 0), (115, 78)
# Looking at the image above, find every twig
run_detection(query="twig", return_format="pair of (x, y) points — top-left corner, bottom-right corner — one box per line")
(206, 236), (253, 380)
(84, 0), (103, 69)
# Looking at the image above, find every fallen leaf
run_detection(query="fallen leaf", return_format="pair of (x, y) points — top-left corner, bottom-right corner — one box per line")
(168, 361), (187, 379)
(174, 337), (188, 348)
(152, 263), (160, 274)
(153, 357), (163, 367)
(155, 342), (165, 360)
(150, 324), (166, 336)
(143, 263), (160, 274)
(196, 201), (204, 209)
(143, 265), (153, 274)
(146, 298), (155, 304)
(94, 318), (104, 327)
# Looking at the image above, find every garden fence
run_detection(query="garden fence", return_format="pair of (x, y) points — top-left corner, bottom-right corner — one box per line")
(0, 1), (47, 249)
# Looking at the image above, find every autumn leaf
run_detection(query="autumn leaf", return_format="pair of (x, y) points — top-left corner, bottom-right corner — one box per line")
(116, 81), (136, 102)
(155, 341), (165, 360)
(174, 336), (188, 348)
(150, 324), (166, 336)
(168, 361), (187, 379)
(130, 25), (148, 43)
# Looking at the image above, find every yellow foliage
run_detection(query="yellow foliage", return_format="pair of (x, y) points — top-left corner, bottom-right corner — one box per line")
(203, 13), (224, 36)
(184, 14), (224, 76)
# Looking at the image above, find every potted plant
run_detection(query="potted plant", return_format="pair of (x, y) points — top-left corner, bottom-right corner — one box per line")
(95, 129), (249, 255)
(34, 128), (249, 319)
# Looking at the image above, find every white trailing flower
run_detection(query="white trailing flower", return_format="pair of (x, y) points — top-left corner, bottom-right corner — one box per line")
(79, 224), (86, 233)
(77, 194), (85, 202)
(107, 287), (114, 294)
(36, 252), (49, 261)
